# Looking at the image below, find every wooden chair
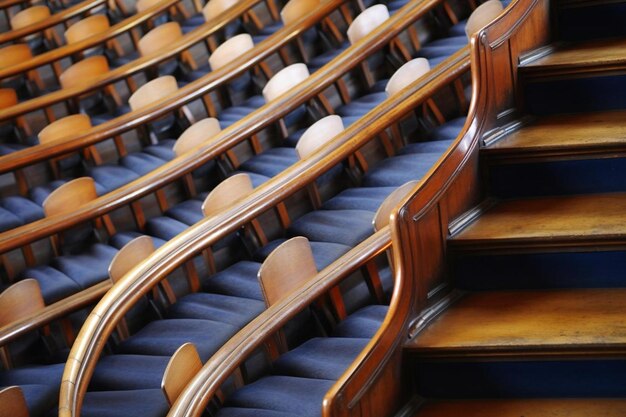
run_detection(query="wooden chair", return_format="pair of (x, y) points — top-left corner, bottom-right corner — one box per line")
(10, 5), (60, 47)
(346, 4), (389, 44)
(208, 33), (254, 71)
(373, 180), (418, 232)
(201, 172), (254, 217)
(295, 114), (344, 159)
(171, 117), (221, 156)
(465, 0), (503, 38)
(64, 14), (123, 57)
(280, 0), (319, 25)
(0, 386), (29, 417)
(162, 342), (202, 405)
(128, 75), (179, 111)
(262, 63), (309, 102)
(385, 58), (430, 96)
(201, 0), (238, 21)
(0, 44), (44, 93)
(138, 22), (197, 71)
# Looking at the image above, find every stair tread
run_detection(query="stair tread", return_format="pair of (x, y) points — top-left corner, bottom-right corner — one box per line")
(522, 38), (626, 74)
(414, 399), (626, 416)
(407, 289), (626, 355)
(487, 110), (626, 153)
(452, 193), (626, 245)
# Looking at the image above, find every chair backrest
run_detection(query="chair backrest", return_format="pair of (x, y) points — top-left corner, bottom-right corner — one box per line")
(295, 115), (344, 159)
(373, 181), (418, 231)
(346, 4), (389, 44)
(0, 386), (29, 417)
(161, 342), (202, 405)
(128, 75), (178, 111)
(172, 118), (221, 156)
(280, 0), (320, 25)
(10, 5), (50, 30)
(136, 0), (165, 13)
(138, 22), (184, 56)
(258, 236), (317, 307)
(201, 173), (253, 217)
(385, 58), (430, 97)
(262, 63), (309, 102)
(65, 14), (111, 44)
(465, 0), (503, 38)
(59, 55), (110, 89)
(202, 0), (238, 21)
(42, 177), (98, 217)
(38, 114), (92, 144)
(0, 44), (33, 69)
(0, 279), (45, 327)
(208, 34), (254, 71)
(0, 88), (18, 110)
(108, 236), (156, 283)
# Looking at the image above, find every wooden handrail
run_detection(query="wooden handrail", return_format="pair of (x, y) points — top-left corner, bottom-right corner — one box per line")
(0, 0), (180, 80)
(58, 44), (469, 417)
(0, 0), (284, 121)
(322, 2), (554, 417)
(169, 228), (392, 417)
(0, 0), (443, 254)
(0, 0), (106, 45)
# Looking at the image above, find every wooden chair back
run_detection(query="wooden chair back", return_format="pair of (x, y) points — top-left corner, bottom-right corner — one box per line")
(295, 115), (344, 158)
(42, 177), (98, 217)
(0, 44), (33, 69)
(208, 34), (254, 71)
(0, 279), (45, 327)
(465, 0), (503, 38)
(161, 342), (202, 405)
(136, 0), (165, 13)
(385, 58), (430, 97)
(65, 14), (110, 44)
(262, 63), (309, 102)
(139, 22), (184, 56)
(172, 118), (221, 156)
(258, 236), (317, 307)
(128, 75), (178, 111)
(347, 4), (389, 44)
(201, 173), (253, 217)
(374, 181), (418, 231)
(280, 0), (320, 25)
(0, 386), (29, 417)
(108, 236), (156, 283)
(38, 114), (92, 144)
(0, 88), (17, 110)
(202, 0), (238, 21)
(10, 5), (50, 30)
(59, 55), (110, 89)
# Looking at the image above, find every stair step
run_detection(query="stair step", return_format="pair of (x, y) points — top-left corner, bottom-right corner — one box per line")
(522, 39), (626, 80)
(406, 289), (626, 358)
(485, 110), (626, 160)
(451, 193), (626, 252)
(414, 399), (626, 416)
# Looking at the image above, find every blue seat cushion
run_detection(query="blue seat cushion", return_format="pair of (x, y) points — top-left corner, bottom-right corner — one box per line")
(167, 292), (265, 327)
(239, 147), (298, 178)
(362, 153), (441, 187)
(307, 42), (348, 72)
(428, 117), (466, 140)
(23, 265), (82, 304)
(321, 187), (396, 212)
(272, 337), (369, 380)
(29, 180), (67, 206)
(201, 261), (263, 301)
(223, 375), (334, 417)
(217, 408), (299, 417)
(398, 139), (453, 156)
(90, 354), (170, 391)
(108, 231), (166, 249)
(53, 243), (118, 289)
(88, 164), (140, 193)
(145, 216), (188, 241)
(0, 363), (64, 386)
(332, 305), (388, 338)
(336, 92), (387, 118)
(81, 388), (169, 417)
(11, 384), (58, 417)
(0, 206), (25, 232)
(289, 209), (374, 247)
(1, 196), (44, 224)
(254, 240), (352, 271)
(120, 151), (170, 176)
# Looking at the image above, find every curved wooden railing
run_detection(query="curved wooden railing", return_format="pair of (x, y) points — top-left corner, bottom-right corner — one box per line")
(0, 0), (446, 252)
(0, 0), (108, 45)
(0, 0), (181, 80)
(322, 1), (553, 416)
(58, 34), (471, 415)
(0, 0), (284, 121)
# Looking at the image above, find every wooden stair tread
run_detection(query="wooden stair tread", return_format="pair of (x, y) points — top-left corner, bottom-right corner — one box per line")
(452, 193), (626, 247)
(414, 399), (626, 416)
(522, 38), (626, 77)
(407, 289), (626, 356)
(486, 110), (626, 155)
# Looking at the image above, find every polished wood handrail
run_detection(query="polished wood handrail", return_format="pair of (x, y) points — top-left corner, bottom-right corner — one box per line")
(0, 0), (180, 80)
(0, 0), (106, 45)
(0, 0), (278, 121)
(322, 2), (554, 417)
(0, 0), (443, 254)
(58, 40), (469, 416)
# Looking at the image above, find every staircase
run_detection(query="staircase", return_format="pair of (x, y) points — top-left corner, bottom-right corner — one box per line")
(406, 0), (626, 413)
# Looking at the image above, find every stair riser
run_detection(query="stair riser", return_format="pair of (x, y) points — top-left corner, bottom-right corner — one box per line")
(488, 157), (626, 198)
(414, 359), (626, 398)
(524, 74), (626, 115)
(452, 250), (626, 290)
(557, 3), (626, 41)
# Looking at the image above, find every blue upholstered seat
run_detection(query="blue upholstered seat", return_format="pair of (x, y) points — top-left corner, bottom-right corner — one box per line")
(332, 305), (388, 338)
(167, 292), (265, 327)
(81, 388), (169, 417)
(289, 209), (375, 247)
(90, 354), (171, 391)
(362, 152), (441, 187)
(217, 409), (300, 417)
(321, 187), (396, 212)
(10, 383), (58, 417)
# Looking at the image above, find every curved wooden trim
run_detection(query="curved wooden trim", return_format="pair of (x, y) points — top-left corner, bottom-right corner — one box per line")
(58, 44), (470, 417)
(0, 0), (180, 80)
(0, 0), (106, 45)
(0, 0), (442, 253)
